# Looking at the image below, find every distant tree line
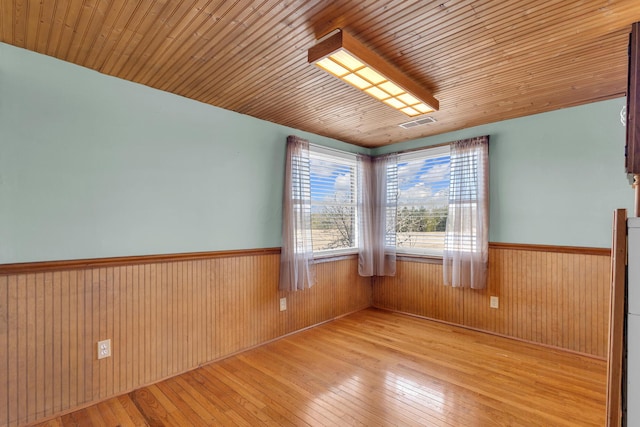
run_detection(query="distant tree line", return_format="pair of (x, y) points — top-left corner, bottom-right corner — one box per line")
(311, 205), (448, 250)
(396, 206), (448, 233)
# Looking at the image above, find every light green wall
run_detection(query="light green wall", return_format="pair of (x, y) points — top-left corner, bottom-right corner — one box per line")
(374, 98), (634, 248)
(1, 42), (632, 263)
(0, 43), (366, 263)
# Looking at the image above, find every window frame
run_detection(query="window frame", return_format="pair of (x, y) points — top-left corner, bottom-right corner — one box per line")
(308, 144), (359, 258)
(394, 144), (451, 258)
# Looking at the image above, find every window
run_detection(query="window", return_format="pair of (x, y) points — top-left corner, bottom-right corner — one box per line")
(309, 145), (358, 255)
(306, 143), (449, 258)
(395, 145), (451, 256)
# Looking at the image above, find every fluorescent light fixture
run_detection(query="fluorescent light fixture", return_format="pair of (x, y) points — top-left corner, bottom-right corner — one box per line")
(308, 29), (439, 117)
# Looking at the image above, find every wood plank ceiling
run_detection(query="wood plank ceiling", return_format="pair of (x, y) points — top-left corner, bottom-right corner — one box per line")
(1, 0), (640, 148)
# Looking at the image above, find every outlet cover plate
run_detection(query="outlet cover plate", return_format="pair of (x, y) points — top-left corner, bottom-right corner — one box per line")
(490, 296), (499, 309)
(279, 297), (287, 311)
(98, 339), (111, 359)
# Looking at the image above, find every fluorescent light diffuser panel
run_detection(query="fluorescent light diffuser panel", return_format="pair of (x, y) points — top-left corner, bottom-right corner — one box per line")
(308, 30), (439, 117)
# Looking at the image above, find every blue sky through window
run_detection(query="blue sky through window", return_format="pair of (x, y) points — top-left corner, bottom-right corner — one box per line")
(397, 154), (450, 207)
(308, 153), (451, 206)
(308, 148), (358, 252)
(309, 157), (354, 204)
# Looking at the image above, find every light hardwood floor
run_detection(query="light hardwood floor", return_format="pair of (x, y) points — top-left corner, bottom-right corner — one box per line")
(31, 309), (606, 426)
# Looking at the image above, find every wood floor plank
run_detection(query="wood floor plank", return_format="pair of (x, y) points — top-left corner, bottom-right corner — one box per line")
(233, 348), (352, 426)
(237, 347), (361, 422)
(104, 395), (145, 427)
(257, 331), (476, 426)
(31, 308), (607, 426)
(145, 383), (209, 427)
(158, 377), (220, 425)
(186, 368), (257, 427)
(170, 374), (240, 426)
(84, 404), (108, 427)
(206, 362), (303, 427)
(249, 338), (420, 426)
(93, 401), (120, 426)
(129, 388), (177, 427)
(328, 312), (604, 425)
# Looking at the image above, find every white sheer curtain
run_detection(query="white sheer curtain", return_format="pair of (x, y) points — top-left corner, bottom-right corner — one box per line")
(279, 136), (316, 291)
(357, 153), (398, 277)
(443, 136), (489, 289)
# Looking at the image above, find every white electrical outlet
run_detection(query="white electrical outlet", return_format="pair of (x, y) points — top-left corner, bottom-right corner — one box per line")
(97, 339), (111, 359)
(490, 296), (499, 309)
(279, 297), (287, 311)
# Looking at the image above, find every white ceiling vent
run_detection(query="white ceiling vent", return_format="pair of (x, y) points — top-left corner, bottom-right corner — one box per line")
(399, 116), (437, 129)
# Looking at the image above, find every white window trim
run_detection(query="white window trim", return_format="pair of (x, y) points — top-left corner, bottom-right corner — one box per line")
(397, 144), (450, 162)
(395, 144), (451, 258)
(309, 144), (359, 258)
(313, 247), (359, 259)
(395, 246), (446, 257)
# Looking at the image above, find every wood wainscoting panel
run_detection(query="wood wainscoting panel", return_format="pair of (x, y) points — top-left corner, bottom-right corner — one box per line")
(373, 261), (463, 325)
(372, 246), (610, 359)
(0, 253), (371, 427)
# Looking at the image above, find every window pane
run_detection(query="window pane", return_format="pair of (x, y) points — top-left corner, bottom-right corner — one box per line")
(309, 148), (358, 253)
(396, 148), (450, 254)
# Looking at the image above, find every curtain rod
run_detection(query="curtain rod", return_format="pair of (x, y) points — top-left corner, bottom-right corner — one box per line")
(309, 135), (489, 158)
(391, 140), (451, 156)
(309, 141), (448, 158)
(389, 134), (490, 156)
(309, 142), (363, 156)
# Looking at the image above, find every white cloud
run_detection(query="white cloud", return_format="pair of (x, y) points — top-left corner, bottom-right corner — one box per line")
(334, 173), (351, 191)
(399, 183), (449, 207)
(310, 158), (341, 178)
(398, 159), (450, 187)
(419, 163), (450, 183)
(332, 173), (353, 202)
(397, 160), (426, 186)
(399, 183), (432, 203)
(396, 158), (450, 207)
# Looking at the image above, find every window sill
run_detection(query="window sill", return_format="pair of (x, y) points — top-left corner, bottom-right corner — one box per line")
(396, 254), (443, 264)
(311, 252), (443, 264)
(313, 251), (358, 264)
